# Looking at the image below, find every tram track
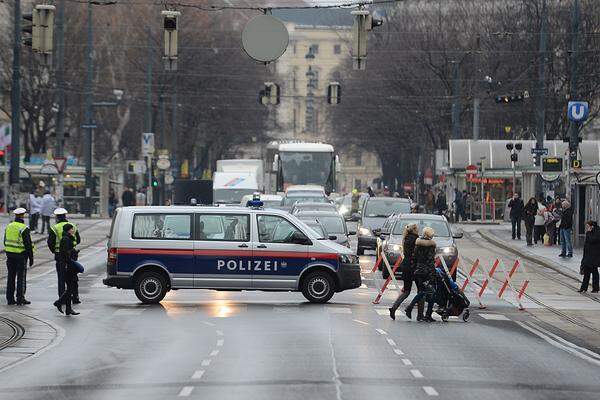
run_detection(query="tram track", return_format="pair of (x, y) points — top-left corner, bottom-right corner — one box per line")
(460, 230), (600, 336)
(0, 317), (25, 351)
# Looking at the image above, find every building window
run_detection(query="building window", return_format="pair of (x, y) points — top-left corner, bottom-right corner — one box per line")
(334, 44), (341, 54)
(310, 44), (319, 54)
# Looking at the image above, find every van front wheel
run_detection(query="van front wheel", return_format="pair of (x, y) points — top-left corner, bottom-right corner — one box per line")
(301, 271), (335, 303)
(134, 272), (168, 304)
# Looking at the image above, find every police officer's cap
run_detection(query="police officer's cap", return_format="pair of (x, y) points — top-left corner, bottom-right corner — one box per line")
(13, 207), (26, 215)
(54, 208), (68, 215)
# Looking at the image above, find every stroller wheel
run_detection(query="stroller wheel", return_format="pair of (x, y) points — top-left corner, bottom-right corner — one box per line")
(441, 314), (449, 322)
(462, 309), (470, 322)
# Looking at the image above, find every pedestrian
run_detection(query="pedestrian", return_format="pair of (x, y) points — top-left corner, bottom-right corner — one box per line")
(404, 227), (437, 322)
(559, 200), (573, 258)
(121, 186), (135, 207)
(453, 188), (464, 222)
(136, 187), (147, 206)
(48, 208), (81, 304)
(545, 202), (562, 246)
(533, 198), (546, 244)
(507, 192), (524, 240)
(524, 197), (538, 246)
(436, 190), (448, 217)
(464, 190), (474, 220)
(53, 224), (81, 316)
(553, 198), (563, 245)
(579, 221), (600, 293)
(4, 208), (34, 305)
(424, 189), (435, 214)
(28, 191), (42, 233)
(108, 188), (118, 217)
(40, 191), (57, 234)
(389, 224), (423, 320)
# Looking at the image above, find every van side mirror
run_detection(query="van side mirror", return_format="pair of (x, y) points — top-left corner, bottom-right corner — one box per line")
(328, 235), (337, 241)
(291, 231), (312, 245)
(351, 213), (361, 221)
(348, 230), (356, 236)
(452, 231), (464, 239)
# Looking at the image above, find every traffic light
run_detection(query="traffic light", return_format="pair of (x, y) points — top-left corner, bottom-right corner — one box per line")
(36, 5), (56, 65)
(510, 153), (518, 162)
(495, 91), (529, 104)
(162, 10), (181, 71)
(0, 149), (4, 164)
(152, 177), (159, 188)
(351, 9), (382, 70)
(327, 82), (341, 105)
(21, 11), (35, 49)
(533, 154), (541, 167)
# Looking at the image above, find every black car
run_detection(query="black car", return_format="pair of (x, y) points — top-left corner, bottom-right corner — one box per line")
(357, 197), (412, 255)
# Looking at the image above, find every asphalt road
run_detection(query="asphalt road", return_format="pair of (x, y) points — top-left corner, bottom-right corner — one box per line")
(0, 220), (599, 399)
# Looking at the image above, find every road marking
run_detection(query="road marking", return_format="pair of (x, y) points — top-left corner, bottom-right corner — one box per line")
(86, 274), (98, 277)
(178, 386), (194, 397)
(376, 328), (387, 335)
(360, 283), (367, 288)
(479, 313), (510, 321)
(217, 339), (224, 347)
(352, 319), (370, 326)
(210, 350), (219, 357)
(328, 307), (352, 314)
(401, 358), (413, 366)
(112, 309), (144, 316)
(191, 370), (204, 380)
(410, 369), (424, 378)
(202, 321), (215, 327)
(374, 308), (390, 316)
(201, 359), (211, 367)
(216, 330), (224, 336)
(394, 348), (404, 355)
(423, 386), (439, 396)
(386, 338), (397, 347)
(516, 321), (600, 367)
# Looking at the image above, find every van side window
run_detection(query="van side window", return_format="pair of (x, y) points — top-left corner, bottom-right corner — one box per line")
(132, 214), (192, 240)
(197, 214), (249, 242)
(257, 215), (303, 243)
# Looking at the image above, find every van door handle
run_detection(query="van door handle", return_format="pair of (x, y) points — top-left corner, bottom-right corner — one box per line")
(238, 244), (248, 248)
(257, 244), (267, 248)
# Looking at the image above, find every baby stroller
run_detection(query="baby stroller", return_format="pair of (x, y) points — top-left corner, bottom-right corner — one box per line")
(432, 267), (470, 322)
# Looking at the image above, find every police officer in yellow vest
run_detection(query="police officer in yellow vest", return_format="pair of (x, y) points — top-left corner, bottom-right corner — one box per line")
(4, 208), (34, 305)
(47, 208), (81, 303)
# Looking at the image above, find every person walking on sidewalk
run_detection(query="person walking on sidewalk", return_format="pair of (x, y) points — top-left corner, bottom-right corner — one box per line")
(28, 192), (42, 233)
(404, 227), (437, 322)
(559, 200), (574, 258)
(524, 197), (538, 246)
(3, 208), (34, 305)
(534, 198), (546, 244)
(579, 221), (600, 293)
(546, 202), (562, 246)
(53, 224), (81, 316)
(508, 192), (524, 240)
(389, 224), (422, 320)
(40, 191), (57, 234)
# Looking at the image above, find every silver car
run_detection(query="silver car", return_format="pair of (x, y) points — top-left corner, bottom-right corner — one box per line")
(296, 210), (356, 248)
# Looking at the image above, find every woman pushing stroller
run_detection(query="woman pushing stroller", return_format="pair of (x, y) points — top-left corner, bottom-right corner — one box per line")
(404, 227), (438, 322)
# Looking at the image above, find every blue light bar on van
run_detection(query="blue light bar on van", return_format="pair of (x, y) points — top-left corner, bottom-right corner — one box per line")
(247, 200), (264, 208)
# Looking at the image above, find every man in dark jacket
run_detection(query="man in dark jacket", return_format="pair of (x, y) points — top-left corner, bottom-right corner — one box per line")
(436, 191), (448, 216)
(48, 208), (81, 303)
(559, 200), (574, 257)
(579, 221), (600, 293)
(508, 192), (524, 240)
(389, 224), (422, 320)
(121, 187), (135, 207)
(404, 227), (437, 322)
(53, 224), (80, 315)
(4, 208), (34, 305)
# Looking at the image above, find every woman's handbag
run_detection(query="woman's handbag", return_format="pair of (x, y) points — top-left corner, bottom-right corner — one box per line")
(69, 260), (85, 274)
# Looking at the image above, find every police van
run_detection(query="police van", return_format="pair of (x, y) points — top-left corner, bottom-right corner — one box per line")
(103, 206), (361, 304)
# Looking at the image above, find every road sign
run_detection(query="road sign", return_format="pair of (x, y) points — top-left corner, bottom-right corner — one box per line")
(571, 159), (582, 169)
(141, 133), (155, 156)
(531, 148), (549, 156)
(567, 101), (589, 122)
(127, 160), (146, 174)
(504, 126), (512, 134)
(40, 160), (58, 175)
(542, 157), (563, 173)
(165, 173), (174, 185)
(242, 15), (289, 62)
(54, 157), (67, 173)
(156, 155), (171, 170)
(466, 164), (478, 179)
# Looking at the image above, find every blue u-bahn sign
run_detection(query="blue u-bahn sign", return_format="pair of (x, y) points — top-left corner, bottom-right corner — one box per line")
(567, 101), (589, 122)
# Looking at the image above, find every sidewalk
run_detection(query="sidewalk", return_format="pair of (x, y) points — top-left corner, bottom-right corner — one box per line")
(475, 223), (582, 279)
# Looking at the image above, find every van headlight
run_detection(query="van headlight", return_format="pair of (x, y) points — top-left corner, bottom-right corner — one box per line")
(437, 246), (457, 256)
(359, 227), (371, 236)
(339, 254), (359, 264)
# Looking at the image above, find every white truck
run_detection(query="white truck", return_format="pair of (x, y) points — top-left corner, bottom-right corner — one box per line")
(216, 159), (264, 192)
(212, 171), (258, 204)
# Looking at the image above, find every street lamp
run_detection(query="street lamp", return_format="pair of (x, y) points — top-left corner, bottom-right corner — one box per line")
(506, 142), (522, 195)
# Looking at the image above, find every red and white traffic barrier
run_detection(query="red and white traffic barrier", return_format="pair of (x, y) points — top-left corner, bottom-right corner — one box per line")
(372, 251), (403, 304)
(497, 259), (529, 310)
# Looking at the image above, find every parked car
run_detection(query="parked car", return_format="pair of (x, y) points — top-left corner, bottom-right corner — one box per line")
(296, 210), (355, 248)
(357, 197), (412, 255)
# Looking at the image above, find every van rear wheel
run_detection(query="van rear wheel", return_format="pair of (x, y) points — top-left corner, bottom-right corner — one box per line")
(301, 271), (335, 303)
(134, 272), (167, 304)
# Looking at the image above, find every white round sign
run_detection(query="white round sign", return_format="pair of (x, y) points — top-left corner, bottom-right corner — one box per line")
(242, 15), (289, 62)
(156, 158), (171, 170)
(165, 174), (174, 185)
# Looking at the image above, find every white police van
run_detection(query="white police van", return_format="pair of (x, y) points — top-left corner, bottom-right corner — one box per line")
(103, 206), (361, 303)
